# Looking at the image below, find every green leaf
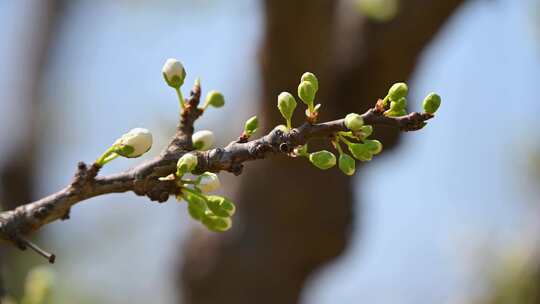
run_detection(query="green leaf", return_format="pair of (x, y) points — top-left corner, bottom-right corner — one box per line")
(206, 195), (236, 217)
(187, 204), (205, 221)
(183, 191), (207, 211)
(348, 143), (373, 161)
(277, 92), (297, 126)
(298, 81), (316, 107)
(244, 115), (259, 136)
(202, 214), (232, 232)
(358, 125), (373, 139)
(301, 72), (319, 92)
(364, 139), (383, 155)
(339, 153), (356, 176)
(392, 97), (407, 110)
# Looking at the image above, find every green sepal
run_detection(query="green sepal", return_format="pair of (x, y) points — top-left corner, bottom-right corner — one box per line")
(114, 144), (135, 158)
(162, 72), (185, 89)
(193, 141), (204, 150)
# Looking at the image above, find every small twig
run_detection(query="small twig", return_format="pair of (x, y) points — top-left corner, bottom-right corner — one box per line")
(13, 235), (56, 264)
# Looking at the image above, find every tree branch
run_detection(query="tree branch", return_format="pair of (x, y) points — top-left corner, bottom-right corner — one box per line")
(0, 90), (432, 262)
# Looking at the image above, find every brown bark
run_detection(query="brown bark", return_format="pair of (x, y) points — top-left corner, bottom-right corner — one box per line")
(178, 0), (464, 303)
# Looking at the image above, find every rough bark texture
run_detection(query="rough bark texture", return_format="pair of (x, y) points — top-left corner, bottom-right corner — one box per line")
(180, 1), (465, 304)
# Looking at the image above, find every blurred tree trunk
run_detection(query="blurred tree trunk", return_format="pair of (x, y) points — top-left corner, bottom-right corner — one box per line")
(0, 0), (66, 297)
(180, 1), (464, 303)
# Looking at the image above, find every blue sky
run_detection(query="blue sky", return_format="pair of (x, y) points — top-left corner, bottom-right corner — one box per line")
(1, 0), (539, 303)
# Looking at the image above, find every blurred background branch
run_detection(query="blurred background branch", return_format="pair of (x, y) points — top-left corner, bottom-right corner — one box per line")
(0, 0), (67, 300)
(180, 1), (464, 303)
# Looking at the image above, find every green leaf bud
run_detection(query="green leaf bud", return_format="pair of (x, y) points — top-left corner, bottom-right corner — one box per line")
(204, 90), (225, 108)
(206, 195), (236, 217)
(348, 143), (373, 161)
(176, 153), (198, 176)
(422, 93), (441, 114)
(339, 153), (356, 176)
(392, 97), (407, 110)
(202, 214), (232, 232)
(298, 81), (316, 107)
(244, 115), (259, 136)
(277, 92), (297, 126)
(344, 113), (364, 131)
(162, 58), (186, 89)
(301, 72), (319, 92)
(309, 150), (337, 170)
(364, 139), (383, 155)
(388, 82), (408, 101)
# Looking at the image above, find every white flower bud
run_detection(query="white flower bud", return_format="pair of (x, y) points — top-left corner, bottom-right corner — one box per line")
(197, 172), (221, 193)
(192, 130), (214, 150)
(344, 113), (364, 131)
(162, 58), (186, 88)
(114, 128), (153, 158)
(177, 153), (198, 175)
